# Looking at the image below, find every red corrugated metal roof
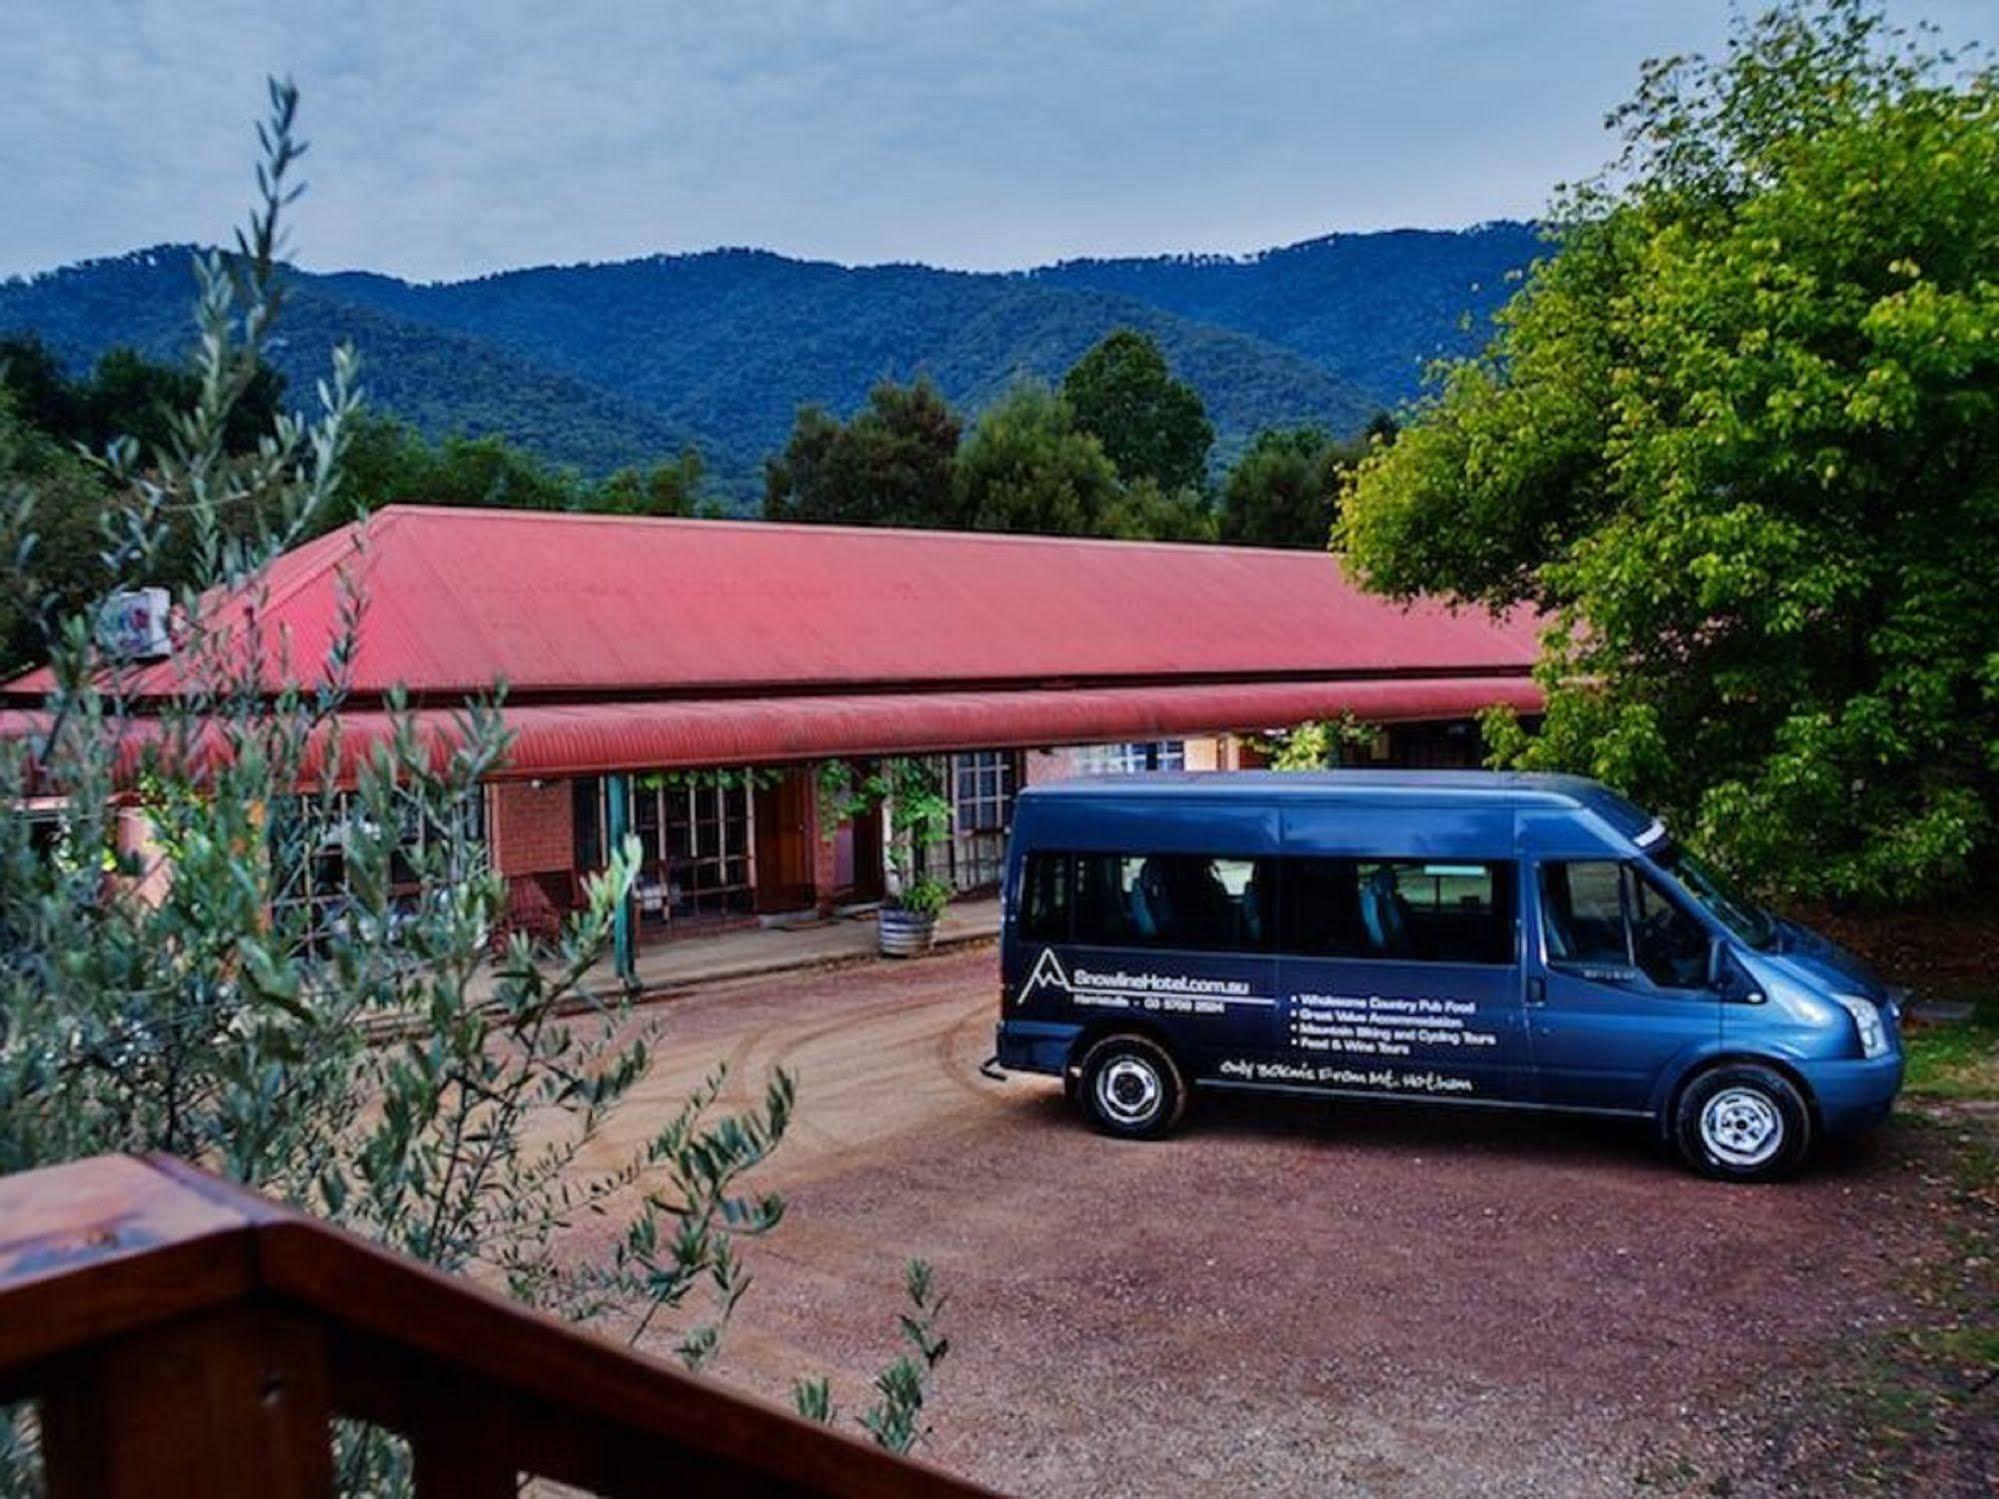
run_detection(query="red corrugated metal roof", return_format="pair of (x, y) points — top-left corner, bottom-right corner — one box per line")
(0, 676), (1540, 786)
(5, 506), (1539, 703)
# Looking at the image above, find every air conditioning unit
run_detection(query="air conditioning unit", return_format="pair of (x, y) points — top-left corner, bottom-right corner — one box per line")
(95, 587), (174, 660)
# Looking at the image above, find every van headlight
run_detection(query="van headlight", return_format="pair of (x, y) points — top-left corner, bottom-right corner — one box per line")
(1832, 994), (1889, 1059)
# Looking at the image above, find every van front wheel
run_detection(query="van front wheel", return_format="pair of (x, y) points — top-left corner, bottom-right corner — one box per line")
(1674, 1064), (1811, 1183)
(1078, 1035), (1186, 1140)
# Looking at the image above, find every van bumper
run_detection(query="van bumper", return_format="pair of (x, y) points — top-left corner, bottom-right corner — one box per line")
(995, 1020), (1082, 1077)
(1800, 1052), (1905, 1135)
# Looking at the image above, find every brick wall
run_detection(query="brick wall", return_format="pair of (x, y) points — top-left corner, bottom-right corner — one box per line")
(490, 780), (575, 877)
(1023, 738), (1229, 782)
(1185, 735), (1227, 771)
(1023, 748), (1077, 786)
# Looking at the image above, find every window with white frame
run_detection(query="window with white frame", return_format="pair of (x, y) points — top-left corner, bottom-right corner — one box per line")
(1071, 741), (1187, 776)
(946, 751), (1015, 891)
(267, 786), (487, 951)
(573, 773), (756, 925)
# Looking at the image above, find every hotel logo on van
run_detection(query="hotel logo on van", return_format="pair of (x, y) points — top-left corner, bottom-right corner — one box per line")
(1016, 947), (1072, 1006)
(1015, 948), (1274, 1011)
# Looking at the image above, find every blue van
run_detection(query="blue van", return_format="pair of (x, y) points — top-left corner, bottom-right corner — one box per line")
(993, 771), (1903, 1182)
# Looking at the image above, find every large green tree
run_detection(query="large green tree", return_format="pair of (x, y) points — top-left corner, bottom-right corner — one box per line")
(1, 334), (287, 461)
(0, 335), (294, 615)
(1061, 329), (1215, 493)
(335, 415), (581, 522)
(762, 378), (961, 527)
(1340, 1), (1999, 902)
(1101, 476), (1217, 544)
(0, 394), (109, 674)
(1220, 425), (1364, 550)
(954, 382), (1123, 536)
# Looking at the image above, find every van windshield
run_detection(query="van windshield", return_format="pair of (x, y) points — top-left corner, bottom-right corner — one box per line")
(1652, 845), (1776, 951)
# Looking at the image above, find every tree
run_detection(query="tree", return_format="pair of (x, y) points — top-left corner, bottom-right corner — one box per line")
(954, 382), (1122, 536)
(1100, 477), (1217, 544)
(0, 82), (942, 1489)
(601, 447), (705, 517)
(763, 378), (960, 527)
(1062, 329), (1214, 493)
(1, 334), (286, 465)
(0, 335), (293, 599)
(1219, 425), (1363, 550)
(0, 393), (109, 674)
(0, 336), (80, 438)
(1339, 0), (1999, 902)
(312, 415), (722, 533)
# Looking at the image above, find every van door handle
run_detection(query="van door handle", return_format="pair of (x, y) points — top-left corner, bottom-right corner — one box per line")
(1526, 976), (1547, 1005)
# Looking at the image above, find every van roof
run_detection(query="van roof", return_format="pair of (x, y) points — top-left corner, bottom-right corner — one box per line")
(1021, 770), (1660, 841)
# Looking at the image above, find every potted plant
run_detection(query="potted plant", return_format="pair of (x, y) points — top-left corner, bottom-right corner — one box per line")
(878, 871), (952, 957)
(817, 756), (958, 956)
(873, 758), (956, 957)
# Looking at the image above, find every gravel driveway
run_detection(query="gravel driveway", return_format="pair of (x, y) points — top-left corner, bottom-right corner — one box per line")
(567, 943), (1953, 1497)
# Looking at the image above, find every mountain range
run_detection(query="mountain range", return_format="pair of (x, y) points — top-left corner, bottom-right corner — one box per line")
(0, 224), (1544, 506)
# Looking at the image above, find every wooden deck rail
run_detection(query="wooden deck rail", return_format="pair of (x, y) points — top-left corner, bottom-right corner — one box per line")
(0, 1154), (999, 1498)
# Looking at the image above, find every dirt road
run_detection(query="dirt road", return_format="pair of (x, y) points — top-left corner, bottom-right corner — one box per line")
(566, 944), (1953, 1497)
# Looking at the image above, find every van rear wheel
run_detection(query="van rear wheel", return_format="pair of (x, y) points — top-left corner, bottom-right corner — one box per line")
(1674, 1064), (1811, 1183)
(1077, 1035), (1186, 1140)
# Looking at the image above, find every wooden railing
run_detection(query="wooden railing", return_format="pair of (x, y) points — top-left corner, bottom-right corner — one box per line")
(0, 1155), (997, 1498)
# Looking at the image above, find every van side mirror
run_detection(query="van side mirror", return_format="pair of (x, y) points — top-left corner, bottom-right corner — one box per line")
(1707, 940), (1764, 1003)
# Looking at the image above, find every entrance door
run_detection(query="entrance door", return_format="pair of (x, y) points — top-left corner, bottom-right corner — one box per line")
(753, 769), (814, 914)
(818, 759), (886, 906)
(845, 788), (884, 902)
(1528, 859), (1720, 1112)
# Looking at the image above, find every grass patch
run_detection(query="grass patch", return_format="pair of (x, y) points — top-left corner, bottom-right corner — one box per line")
(1901, 991), (1999, 1101)
(1747, 1010), (1999, 1493)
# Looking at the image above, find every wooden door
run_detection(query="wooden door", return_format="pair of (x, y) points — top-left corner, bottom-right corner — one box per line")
(753, 769), (814, 913)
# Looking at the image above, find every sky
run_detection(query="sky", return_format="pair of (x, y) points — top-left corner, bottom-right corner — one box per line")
(1, 1), (1988, 282)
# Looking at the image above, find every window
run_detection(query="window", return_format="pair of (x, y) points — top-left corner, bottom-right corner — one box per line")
(1019, 852), (1070, 942)
(1654, 844), (1776, 950)
(1627, 869), (1709, 989)
(649, 776), (754, 922)
(1539, 860), (1710, 989)
(947, 751), (1016, 891)
(268, 786), (487, 952)
(1072, 852), (1271, 951)
(18, 806), (63, 864)
(1023, 852), (1513, 961)
(573, 773), (757, 925)
(1071, 741), (1187, 775)
(1281, 857), (1515, 965)
(572, 778), (603, 872)
(1538, 861), (1627, 968)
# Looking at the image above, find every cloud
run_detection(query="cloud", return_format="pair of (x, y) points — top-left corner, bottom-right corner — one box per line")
(1, 0), (1987, 280)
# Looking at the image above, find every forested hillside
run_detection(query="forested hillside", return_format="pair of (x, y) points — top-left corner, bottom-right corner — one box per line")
(0, 226), (1538, 502)
(1026, 223), (1544, 403)
(0, 248), (740, 491)
(315, 250), (1377, 474)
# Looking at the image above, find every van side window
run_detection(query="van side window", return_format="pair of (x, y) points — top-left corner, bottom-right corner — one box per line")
(1538, 861), (1628, 967)
(1540, 861), (1709, 988)
(1019, 852), (1070, 942)
(1072, 853), (1271, 952)
(1282, 858), (1515, 965)
(1628, 871), (1709, 989)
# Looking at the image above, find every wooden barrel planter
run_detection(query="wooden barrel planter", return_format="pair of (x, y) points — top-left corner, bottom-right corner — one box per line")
(877, 906), (938, 958)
